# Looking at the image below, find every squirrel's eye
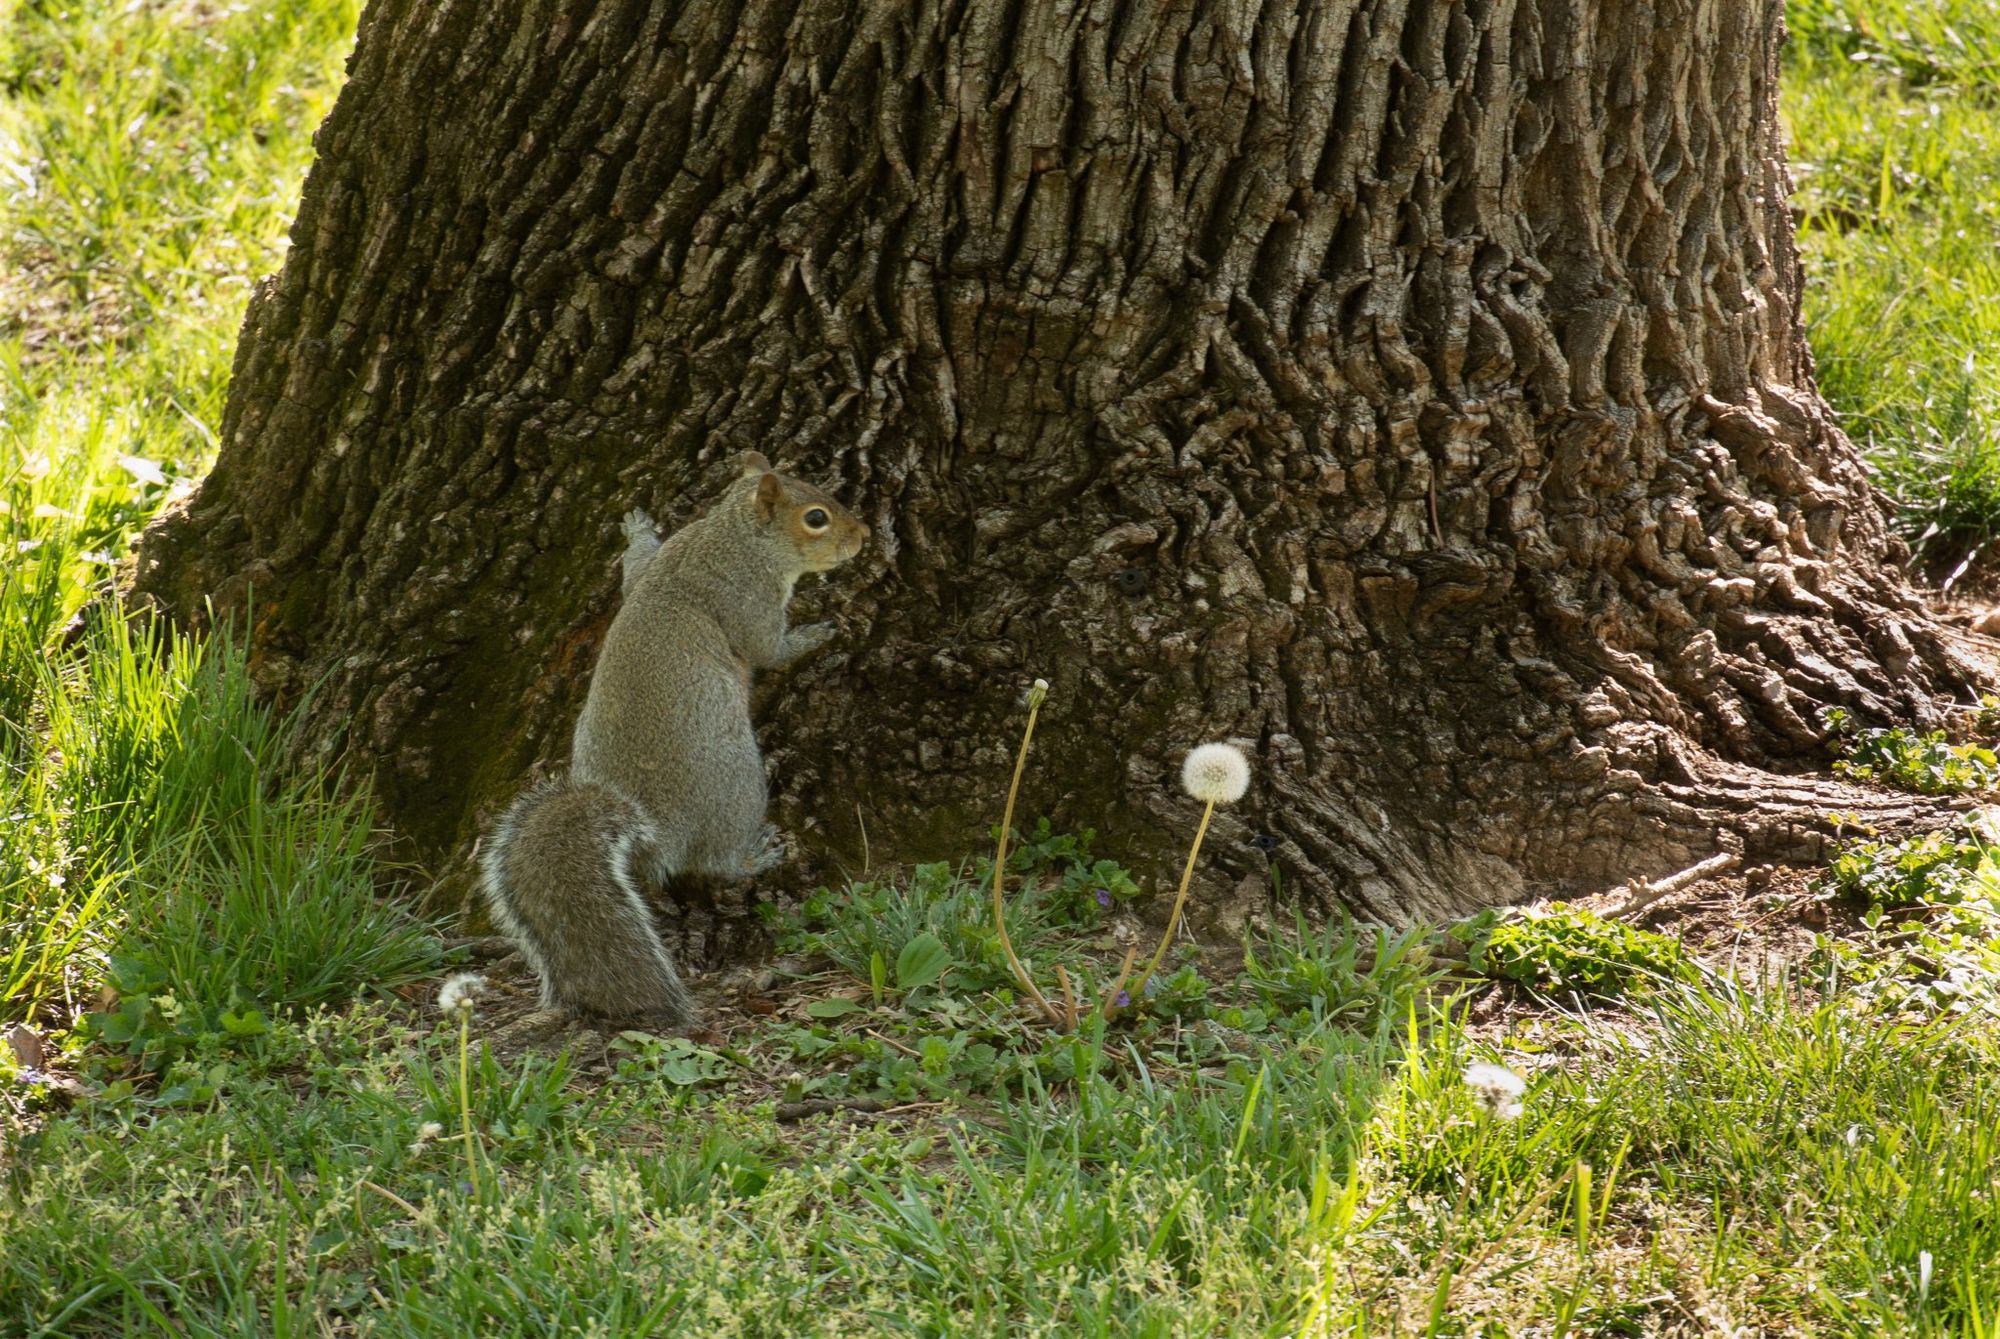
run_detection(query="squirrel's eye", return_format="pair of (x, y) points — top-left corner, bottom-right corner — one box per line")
(803, 508), (829, 530)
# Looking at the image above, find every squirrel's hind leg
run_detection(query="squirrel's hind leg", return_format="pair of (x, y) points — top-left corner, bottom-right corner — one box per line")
(687, 820), (786, 880)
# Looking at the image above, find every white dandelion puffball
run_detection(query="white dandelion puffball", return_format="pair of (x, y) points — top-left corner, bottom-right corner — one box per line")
(437, 971), (487, 1017)
(1463, 1061), (1528, 1119)
(1181, 743), (1251, 805)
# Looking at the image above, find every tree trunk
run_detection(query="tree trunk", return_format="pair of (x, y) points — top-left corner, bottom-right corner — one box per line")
(136, 0), (1993, 930)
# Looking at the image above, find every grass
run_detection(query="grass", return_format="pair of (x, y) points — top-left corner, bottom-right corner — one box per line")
(1786, 0), (2000, 568)
(9, 931), (2000, 1333)
(3, 0), (2000, 1333)
(0, 0), (438, 1085)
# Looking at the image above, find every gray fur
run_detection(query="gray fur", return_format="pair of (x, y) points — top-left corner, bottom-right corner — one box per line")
(480, 458), (868, 1026)
(618, 509), (662, 598)
(480, 778), (696, 1023)
(569, 466), (866, 876)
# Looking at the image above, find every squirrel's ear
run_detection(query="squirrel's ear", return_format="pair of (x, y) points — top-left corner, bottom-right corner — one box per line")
(754, 470), (784, 520)
(737, 450), (772, 479)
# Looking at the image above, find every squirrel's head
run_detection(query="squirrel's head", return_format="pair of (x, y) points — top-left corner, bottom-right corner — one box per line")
(738, 451), (870, 573)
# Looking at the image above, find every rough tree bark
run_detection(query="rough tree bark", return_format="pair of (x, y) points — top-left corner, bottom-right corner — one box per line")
(137, 0), (1994, 936)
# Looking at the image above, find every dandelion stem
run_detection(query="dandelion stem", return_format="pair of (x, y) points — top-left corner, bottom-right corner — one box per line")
(1055, 965), (1078, 1030)
(358, 1179), (422, 1218)
(994, 688), (1060, 1026)
(458, 1012), (479, 1195)
(1130, 797), (1217, 1001)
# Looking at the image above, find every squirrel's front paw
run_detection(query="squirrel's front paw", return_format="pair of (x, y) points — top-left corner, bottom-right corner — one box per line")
(740, 825), (787, 877)
(784, 622), (838, 659)
(621, 508), (659, 542)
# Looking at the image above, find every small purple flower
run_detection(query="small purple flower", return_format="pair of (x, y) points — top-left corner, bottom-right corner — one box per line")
(1094, 888), (1112, 909)
(1114, 990), (1131, 1008)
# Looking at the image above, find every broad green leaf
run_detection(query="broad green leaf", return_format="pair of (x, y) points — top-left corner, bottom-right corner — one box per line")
(895, 933), (951, 991)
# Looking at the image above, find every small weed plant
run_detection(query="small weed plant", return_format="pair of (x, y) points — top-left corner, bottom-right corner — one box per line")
(1243, 911), (1441, 1030)
(1825, 708), (2000, 793)
(1822, 826), (1993, 912)
(1468, 903), (1697, 997)
(1815, 823), (2000, 1013)
(770, 827), (1137, 1004)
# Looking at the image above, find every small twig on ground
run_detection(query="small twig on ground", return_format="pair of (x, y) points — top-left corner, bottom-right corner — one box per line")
(1608, 851), (1740, 921)
(1740, 896), (1804, 933)
(358, 1179), (422, 1218)
(773, 1098), (947, 1123)
(865, 1028), (921, 1058)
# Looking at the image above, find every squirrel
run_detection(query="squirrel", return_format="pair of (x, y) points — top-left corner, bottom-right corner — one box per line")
(479, 451), (870, 1026)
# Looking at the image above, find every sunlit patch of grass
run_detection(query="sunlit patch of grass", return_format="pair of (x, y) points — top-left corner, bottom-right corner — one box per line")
(9, 934), (2000, 1333)
(0, 0), (360, 358)
(1786, 0), (2000, 566)
(0, 0), (366, 1031)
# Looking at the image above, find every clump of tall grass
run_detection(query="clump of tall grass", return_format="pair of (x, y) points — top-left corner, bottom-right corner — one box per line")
(1, 0), (412, 1040)
(1786, 0), (2000, 567)
(16, 608), (440, 1051)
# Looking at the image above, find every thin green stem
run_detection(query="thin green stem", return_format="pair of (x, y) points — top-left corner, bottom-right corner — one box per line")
(458, 1013), (479, 1195)
(994, 688), (1060, 1025)
(1129, 798), (1217, 1003)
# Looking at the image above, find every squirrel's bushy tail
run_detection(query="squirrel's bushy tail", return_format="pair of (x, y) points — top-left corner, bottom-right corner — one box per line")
(479, 777), (697, 1025)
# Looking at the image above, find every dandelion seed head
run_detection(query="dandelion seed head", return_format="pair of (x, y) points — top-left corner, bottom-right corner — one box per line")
(407, 1120), (445, 1157)
(1462, 1061), (1525, 1095)
(1181, 742), (1251, 804)
(1463, 1060), (1527, 1119)
(438, 972), (487, 1018)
